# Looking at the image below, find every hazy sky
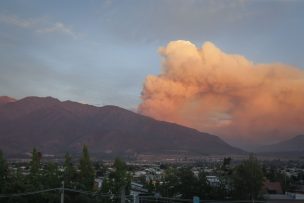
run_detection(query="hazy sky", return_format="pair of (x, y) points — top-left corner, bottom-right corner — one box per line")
(0, 0), (303, 110)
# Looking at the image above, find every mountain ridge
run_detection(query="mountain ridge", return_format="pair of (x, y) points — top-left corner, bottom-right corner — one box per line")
(0, 96), (244, 157)
(257, 134), (304, 153)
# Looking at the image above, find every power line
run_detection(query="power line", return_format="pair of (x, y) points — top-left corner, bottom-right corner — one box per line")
(64, 188), (99, 196)
(0, 188), (268, 203)
(139, 196), (192, 203)
(0, 187), (133, 198)
(0, 188), (59, 198)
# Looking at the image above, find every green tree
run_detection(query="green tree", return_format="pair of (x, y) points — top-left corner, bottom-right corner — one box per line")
(79, 145), (95, 190)
(146, 179), (155, 193)
(5, 169), (28, 203)
(29, 148), (41, 176)
(28, 148), (43, 190)
(63, 153), (77, 188)
(197, 170), (212, 199)
(232, 155), (264, 200)
(176, 167), (198, 199)
(40, 162), (60, 203)
(23, 148), (44, 203)
(160, 167), (179, 197)
(0, 150), (9, 193)
(100, 177), (111, 193)
(221, 157), (232, 172)
(108, 158), (131, 194)
(8, 168), (26, 190)
(43, 162), (60, 188)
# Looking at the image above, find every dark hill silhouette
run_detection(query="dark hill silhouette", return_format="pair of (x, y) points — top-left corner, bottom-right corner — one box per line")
(0, 96), (243, 157)
(257, 134), (304, 153)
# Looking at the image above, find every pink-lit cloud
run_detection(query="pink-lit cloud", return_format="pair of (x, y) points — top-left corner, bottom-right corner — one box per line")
(139, 40), (304, 146)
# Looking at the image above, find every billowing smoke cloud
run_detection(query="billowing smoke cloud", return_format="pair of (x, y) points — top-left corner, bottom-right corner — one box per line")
(139, 40), (304, 146)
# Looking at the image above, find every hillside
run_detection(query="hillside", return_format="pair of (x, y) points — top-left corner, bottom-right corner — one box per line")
(257, 134), (304, 153)
(0, 96), (243, 157)
(0, 96), (16, 106)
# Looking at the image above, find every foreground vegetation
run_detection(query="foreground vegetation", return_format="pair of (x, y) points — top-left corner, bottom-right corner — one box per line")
(1, 146), (301, 202)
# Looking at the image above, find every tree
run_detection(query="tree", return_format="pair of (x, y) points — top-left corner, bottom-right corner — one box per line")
(160, 167), (179, 197)
(221, 157), (232, 172)
(63, 153), (77, 188)
(39, 162), (61, 203)
(0, 150), (8, 193)
(79, 145), (95, 190)
(28, 148), (43, 190)
(108, 158), (131, 194)
(43, 162), (60, 188)
(232, 155), (264, 200)
(197, 170), (212, 199)
(146, 179), (155, 193)
(29, 148), (41, 175)
(176, 167), (198, 199)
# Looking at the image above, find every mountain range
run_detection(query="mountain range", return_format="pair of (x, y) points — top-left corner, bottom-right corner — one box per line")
(257, 134), (304, 154)
(0, 96), (243, 157)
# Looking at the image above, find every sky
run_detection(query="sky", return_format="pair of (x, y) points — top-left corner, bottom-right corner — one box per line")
(1, 0), (304, 147)
(0, 0), (303, 109)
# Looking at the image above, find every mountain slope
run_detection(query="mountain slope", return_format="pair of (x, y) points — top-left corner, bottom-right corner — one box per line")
(0, 96), (16, 106)
(0, 96), (243, 156)
(258, 134), (304, 152)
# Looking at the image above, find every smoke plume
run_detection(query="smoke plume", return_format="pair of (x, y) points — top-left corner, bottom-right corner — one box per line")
(139, 40), (304, 146)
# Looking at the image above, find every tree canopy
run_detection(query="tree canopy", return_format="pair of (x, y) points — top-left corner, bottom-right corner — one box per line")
(232, 155), (264, 200)
(79, 145), (95, 190)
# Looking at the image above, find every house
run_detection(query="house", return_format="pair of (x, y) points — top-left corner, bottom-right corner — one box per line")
(206, 175), (220, 187)
(286, 192), (304, 200)
(263, 180), (283, 194)
(94, 177), (104, 189)
(130, 182), (148, 198)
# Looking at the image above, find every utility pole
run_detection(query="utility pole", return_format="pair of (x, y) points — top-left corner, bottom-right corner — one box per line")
(120, 186), (126, 203)
(61, 181), (64, 203)
(133, 194), (139, 203)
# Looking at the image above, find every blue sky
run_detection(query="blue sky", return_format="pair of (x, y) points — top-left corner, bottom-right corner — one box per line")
(0, 0), (303, 109)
